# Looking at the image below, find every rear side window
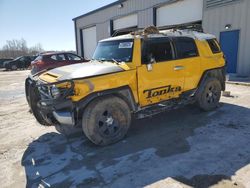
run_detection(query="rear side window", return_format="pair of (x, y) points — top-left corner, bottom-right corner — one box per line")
(207, 39), (221, 54)
(174, 37), (198, 59)
(142, 38), (174, 63)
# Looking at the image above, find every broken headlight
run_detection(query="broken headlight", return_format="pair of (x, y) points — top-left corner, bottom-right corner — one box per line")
(50, 85), (61, 99)
(37, 80), (74, 100)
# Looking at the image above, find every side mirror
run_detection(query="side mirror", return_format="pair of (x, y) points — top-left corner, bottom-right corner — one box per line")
(147, 63), (153, 71)
(146, 57), (155, 72)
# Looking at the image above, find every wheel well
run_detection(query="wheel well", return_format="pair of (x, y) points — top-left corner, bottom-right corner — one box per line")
(198, 67), (226, 91)
(75, 86), (137, 124)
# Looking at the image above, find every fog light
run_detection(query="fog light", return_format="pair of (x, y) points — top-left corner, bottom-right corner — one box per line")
(51, 85), (60, 99)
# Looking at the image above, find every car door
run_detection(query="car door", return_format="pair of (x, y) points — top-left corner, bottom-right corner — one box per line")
(172, 37), (201, 91)
(50, 54), (67, 69)
(137, 37), (184, 107)
(66, 53), (83, 64)
(17, 57), (26, 68)
(24, 57), (32, 68)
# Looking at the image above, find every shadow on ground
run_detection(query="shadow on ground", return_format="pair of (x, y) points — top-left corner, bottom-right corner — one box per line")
(21, 103), (250, 188)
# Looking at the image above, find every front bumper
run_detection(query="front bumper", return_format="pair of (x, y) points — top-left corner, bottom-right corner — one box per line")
(38, 98), (75, 126)
(25, 76), (75, 126)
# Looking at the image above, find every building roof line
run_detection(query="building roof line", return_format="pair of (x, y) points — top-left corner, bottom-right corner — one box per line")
(72, 0), (127, 21)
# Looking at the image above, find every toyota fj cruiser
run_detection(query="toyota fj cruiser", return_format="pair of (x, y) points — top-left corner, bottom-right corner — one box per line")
(25, 27), (225, 145)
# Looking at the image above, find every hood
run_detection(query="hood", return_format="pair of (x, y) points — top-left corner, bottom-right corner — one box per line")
(39, 61), (125, 82)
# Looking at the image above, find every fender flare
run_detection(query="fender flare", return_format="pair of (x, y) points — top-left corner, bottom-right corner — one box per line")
(196, 66), (226, 97)
(75, 86), (138, 117)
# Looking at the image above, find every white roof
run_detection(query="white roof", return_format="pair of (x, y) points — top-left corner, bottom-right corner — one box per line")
(100, 29), (216, 42)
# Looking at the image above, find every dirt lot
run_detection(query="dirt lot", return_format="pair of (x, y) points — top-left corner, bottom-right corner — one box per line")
(0, 70), (250, 188)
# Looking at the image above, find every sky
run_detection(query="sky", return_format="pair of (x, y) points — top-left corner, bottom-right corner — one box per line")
(0, 0), (116, 51)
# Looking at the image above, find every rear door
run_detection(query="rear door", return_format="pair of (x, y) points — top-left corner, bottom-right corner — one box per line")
(137, 37), (184, 107)
(172, 37), (201, 91)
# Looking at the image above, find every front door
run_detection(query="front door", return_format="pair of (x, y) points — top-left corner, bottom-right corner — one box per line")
(137, 38), (184, 107)
(220, 30), (240, 73)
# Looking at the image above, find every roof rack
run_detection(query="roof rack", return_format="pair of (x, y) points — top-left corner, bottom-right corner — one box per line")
(111, 27), (143, 37)
(158, 23), (203, 33)
(111, 22), (203, 37)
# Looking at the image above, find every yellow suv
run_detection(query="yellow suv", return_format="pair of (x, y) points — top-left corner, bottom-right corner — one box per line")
(26, 27), (225, 145)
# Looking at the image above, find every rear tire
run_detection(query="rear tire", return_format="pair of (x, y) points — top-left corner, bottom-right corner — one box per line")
(196, 77), (222, 111)
(82, 96), (131, 146)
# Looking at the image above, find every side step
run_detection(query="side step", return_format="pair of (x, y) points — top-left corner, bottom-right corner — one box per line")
(135, 97), (195, 119)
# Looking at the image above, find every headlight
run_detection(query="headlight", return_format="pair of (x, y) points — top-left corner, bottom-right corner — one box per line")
(50, 85), (60, 99)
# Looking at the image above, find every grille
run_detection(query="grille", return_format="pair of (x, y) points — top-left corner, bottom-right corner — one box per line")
(38, 85), (52, 99)
(205, 0), (241, 8)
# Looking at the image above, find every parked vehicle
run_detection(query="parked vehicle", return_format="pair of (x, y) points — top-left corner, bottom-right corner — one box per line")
(4, 56), (36, 70)
(0, 58), (13, 68)
(31, 52), (87, 75)
(26, 27), (226, 146)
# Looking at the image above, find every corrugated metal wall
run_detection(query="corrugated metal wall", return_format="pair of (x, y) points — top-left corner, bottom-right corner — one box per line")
(75, 0), (174, 56)
(203, 0), (250, 76)
(74, 0), (250, 76)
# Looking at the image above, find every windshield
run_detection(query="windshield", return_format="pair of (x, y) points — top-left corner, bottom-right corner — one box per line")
(93, 39), (134, 62)
(34, 55), (42, 61)
(14, 56), (21, 61)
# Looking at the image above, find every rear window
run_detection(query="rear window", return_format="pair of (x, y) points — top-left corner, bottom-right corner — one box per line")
(207, 39), (221, 54)
(174, 37), (198, 59)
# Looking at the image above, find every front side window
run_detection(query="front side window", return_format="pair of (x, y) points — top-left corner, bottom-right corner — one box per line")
(93, 39), (134, 62)
(67, 54), (82, 61)
(19, 57), (26, 61)
(142, 38), (174, 64)
(174, 37), (198, 59)
(207, 39), (221, 54)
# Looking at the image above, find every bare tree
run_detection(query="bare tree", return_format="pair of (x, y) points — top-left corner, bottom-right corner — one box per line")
(29, 43), (44, 55)
(0, 39), (44, 58)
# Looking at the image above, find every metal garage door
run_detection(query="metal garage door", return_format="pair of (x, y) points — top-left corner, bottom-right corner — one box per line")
(113, 14), (138, 31)
(81, 26), (97, 60)
(156, 0), (203, 27)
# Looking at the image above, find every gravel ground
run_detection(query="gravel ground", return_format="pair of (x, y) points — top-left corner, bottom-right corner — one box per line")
(0, 70), (250, 188)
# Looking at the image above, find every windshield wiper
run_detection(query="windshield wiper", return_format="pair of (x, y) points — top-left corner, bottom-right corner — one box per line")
(93, 58), (107, 63)
(94, 58), (124, 65)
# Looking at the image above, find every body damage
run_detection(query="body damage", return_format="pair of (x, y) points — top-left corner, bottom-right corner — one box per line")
(71, 70), (138, 103)
(27, 31), (225, 128)
(39, 61), (124, 82)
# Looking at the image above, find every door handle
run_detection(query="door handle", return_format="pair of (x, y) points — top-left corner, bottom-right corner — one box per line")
(174, 66), (185, 71)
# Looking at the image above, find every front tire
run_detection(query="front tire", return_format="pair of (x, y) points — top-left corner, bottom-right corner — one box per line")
(82, 96), (131, 146)
(196, 77), (222, 111)
(29, 83), (51, 126)
(11, 64), (17, 70)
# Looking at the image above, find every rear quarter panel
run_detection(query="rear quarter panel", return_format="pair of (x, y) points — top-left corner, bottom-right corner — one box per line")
(197, 40), (225, 72)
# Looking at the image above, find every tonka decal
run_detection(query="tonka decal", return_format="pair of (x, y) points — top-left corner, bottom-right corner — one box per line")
(143, 85), (182, 99)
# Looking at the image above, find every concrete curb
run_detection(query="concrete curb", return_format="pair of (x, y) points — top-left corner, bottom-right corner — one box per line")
(226, 81), (250, 86)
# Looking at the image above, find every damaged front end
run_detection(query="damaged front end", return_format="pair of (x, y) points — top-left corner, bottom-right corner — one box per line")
(25, 75), (76, 126)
